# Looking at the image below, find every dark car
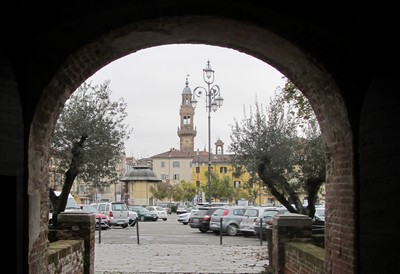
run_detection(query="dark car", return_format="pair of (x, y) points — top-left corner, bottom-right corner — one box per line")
(189, 207), (222, 233)
(254, 208), (288, 240)
(311, 215), (325, 234)
(128, 206), (158, 221)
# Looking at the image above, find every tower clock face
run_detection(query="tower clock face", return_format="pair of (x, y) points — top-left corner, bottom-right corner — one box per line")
(183, 138), (190, 144)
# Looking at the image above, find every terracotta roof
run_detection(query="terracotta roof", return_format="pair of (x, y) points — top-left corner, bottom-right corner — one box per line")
(151, 148), (233, 164)
(151, 149), (197, 159)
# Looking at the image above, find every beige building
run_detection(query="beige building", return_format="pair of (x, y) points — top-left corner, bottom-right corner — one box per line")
(120, 165), (162, 206)
(151, 148), (194, 184)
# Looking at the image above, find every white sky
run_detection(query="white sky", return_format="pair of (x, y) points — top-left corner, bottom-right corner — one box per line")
(87, 44), (286, 159)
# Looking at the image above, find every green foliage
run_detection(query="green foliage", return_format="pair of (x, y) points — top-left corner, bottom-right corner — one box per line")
(229, 78), (325, 216)
(180, 180), (198, 202)
(200, 172), (235, 203)
(150, 182), (173, 201)
(49, 80), (132, 224)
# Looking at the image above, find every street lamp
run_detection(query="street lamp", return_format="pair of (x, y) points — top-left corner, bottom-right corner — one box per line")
(191, 60), (224, 204)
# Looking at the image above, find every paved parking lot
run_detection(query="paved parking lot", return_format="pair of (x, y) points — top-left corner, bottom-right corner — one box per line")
(94, 215), (270, 273)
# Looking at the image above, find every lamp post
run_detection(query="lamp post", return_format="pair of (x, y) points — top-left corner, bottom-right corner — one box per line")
(191, 60), (224, 204)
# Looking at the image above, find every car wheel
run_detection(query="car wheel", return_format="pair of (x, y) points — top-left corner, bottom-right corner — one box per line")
(199, 228), (208, 233)
(140, 216), (145, 222)
(163, 218), (167, 221)
(122, 224), (128, 228)
(226, 224), (238, 236)
(183, 222), (188, 225)
(213, 230), (220, 235)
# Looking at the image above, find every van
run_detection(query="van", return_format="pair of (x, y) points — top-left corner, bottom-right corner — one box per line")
(92, 201), (130, 228)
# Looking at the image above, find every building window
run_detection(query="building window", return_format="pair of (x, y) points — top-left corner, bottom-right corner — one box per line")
(234, 181), (241, 188)
(173, 174), (179, 180)
(161, 174), (167, 180)
(173, 161), (180, 168)
(220, 167), (227, 173)
(196, 166), (200, 173)
(161, 161), (165, 168)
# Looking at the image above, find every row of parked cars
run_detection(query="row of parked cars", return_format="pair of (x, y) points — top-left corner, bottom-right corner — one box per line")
(49, 191), (171, 229)
(180, 204), (325, 240)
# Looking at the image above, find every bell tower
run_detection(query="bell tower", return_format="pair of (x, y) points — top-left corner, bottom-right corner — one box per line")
(177, 76), (197, 152)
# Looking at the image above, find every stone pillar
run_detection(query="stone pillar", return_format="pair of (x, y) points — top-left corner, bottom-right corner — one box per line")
(57, 212), (95, 274)
(272, 213), (312, 274)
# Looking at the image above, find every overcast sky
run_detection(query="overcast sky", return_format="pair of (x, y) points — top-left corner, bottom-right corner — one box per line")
(87, 44), (286, 159)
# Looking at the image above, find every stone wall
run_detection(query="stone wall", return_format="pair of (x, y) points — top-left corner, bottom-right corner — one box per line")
(284, 242), (325, 274)
(52, 212), (96, 274)
(47, 240), (84, 274)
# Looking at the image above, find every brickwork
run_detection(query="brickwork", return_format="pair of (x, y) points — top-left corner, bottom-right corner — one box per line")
(56, 212), (95, 274)
(284, 242), (324, 274)
(47, 240), (84, 274)
(272, 214), (313, 274)
(7, 3), (396, 274)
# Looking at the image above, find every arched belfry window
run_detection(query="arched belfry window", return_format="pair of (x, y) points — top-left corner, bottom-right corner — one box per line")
(183, 115), (191, 125)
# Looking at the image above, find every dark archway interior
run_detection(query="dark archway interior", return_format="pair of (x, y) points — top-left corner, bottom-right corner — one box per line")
(6, 2), (397, 274)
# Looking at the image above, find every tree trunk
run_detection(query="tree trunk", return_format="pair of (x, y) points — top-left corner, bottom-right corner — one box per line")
(50, 134), (87, 227)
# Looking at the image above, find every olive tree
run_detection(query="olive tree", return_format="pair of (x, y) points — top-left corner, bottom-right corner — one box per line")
(49, 80), (132, 226)
(229, 79), (325, 217)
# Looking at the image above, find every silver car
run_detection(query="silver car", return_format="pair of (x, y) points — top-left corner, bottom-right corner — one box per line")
(92, 201), (130, 228)
(209, 206), (249, 236)
(239, 206), (277, 237)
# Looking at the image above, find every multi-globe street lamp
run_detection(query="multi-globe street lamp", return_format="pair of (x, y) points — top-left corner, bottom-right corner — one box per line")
(191, 60), (224, 204)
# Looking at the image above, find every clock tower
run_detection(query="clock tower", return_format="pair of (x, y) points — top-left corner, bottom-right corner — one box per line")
(178, 77), (197, 152)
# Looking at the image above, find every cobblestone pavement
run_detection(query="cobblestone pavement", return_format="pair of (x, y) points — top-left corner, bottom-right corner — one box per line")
(95, 243), (269, 274)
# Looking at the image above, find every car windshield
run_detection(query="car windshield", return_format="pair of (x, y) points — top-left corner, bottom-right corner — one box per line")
(192, 209), (209, 217)
(129, 206), (146, 212)
(244, 208), (259, 217)
(81, 205), (98, 213)
(112, 203), (127, 211)
(261, 210), (279, 219)
(315, 207), (325, 220)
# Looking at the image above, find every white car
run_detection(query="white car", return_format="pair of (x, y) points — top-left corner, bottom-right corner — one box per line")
(128, 209), (138, 226)
(177, 209), (196, 225)
(177, 212), (191, 225)
(147, 206), (168, 221)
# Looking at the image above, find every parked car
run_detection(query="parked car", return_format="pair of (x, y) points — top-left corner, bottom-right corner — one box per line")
(312, 208), (325, 234)
(315, 207), (325, 221)
(49, 191), (82, 227)
(177, 209), (196, 225)
(209, 206), (249, 236)
(189, 207), (222, 233)
(261, 208), (325, 235)
(254, 208), (288, 240)
(147, 206), (169, 221)
(128, 206), (158, 221)
(128, 208), (138, 226)
(176, 205), (188, 215)
(160, 205), (172, 214)
(239, 206), (277, 237)
(91, 201), (130, 228)
(79, 204), (111, 230)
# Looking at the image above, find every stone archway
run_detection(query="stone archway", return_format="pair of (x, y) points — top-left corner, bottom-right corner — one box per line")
(29, 16), (354, 273)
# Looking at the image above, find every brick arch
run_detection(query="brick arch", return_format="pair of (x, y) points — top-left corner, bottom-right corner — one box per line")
(30, 16), (354, 273)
